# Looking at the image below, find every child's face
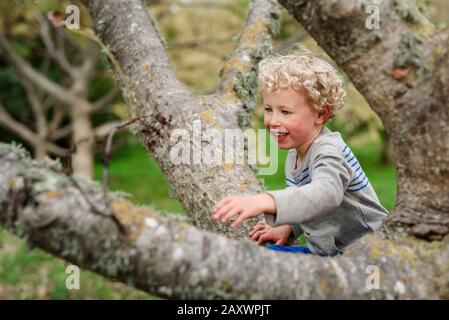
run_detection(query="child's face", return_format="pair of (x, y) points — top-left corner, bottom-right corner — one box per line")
(263, 86), (323, 152)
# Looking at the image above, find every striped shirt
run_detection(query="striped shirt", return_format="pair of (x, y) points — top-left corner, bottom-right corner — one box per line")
(265, 127), (388, 256)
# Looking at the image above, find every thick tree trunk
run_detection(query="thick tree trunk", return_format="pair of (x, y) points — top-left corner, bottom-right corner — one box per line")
(33, 141), (47, 160)
(279, 0), (449, 239)
(71, 109), (94, 178)
(1, 143), (448, 299)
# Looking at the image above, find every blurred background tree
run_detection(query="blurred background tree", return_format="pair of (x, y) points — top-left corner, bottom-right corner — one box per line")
(0, 0), (126, 178)
(0, 0), (447, 299)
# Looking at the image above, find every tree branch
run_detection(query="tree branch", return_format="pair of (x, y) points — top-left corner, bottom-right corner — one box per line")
(0, 103), (37, 146)
(48, 107), (66, 136)
(20, 77), (48, 138)
(78, 39), (99, 83)
(43, 141), (71, 157)
(0, 34), (83, 107)
(84, 0), (189, 105)
(93, 120), (128, 140)
(217, 0), (281, 103)
(1, 142), (447, 299)
(0, 104), (70, 157)
(49, 123), (72, 141)
(165, 37), (234, 59)
(166, 36), (234, 50)
(92, 86), (121, 112)
(36, 12), (74, 75)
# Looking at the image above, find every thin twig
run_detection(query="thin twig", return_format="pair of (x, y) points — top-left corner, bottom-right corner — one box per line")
(102, 115), (149, 206)
(66, 172), (127, 235)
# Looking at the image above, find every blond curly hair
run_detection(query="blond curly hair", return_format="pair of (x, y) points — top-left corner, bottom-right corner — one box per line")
(258, 49), (346, 120)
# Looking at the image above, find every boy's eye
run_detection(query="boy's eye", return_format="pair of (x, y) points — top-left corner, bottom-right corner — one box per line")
(264, 107), (272, 112)
(281, 110), (290, 115)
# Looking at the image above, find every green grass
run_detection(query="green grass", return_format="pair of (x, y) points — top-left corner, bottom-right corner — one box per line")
(93, 143), (185, 214)
(350, 143), (397, 211)
(0, 230), (150, 299)
(0, 135), (396, 299)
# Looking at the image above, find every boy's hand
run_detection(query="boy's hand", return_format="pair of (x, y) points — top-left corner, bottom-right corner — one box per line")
(212, 194), (275, 227)
(249, 221), (292, 245)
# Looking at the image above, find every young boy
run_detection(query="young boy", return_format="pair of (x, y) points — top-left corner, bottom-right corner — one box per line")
(212, 52), (388, 256)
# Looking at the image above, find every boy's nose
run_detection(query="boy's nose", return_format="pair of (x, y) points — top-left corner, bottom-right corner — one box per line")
(268, 115), (281, 127)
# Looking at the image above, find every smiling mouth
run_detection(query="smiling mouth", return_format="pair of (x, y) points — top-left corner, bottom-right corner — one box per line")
(270, 130), (289, 137)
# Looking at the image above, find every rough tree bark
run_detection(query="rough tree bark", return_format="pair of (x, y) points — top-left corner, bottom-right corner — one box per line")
(0, 0), (448, 299)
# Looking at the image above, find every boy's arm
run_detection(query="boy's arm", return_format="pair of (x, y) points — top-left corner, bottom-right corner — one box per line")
(263, 146), (353, 227)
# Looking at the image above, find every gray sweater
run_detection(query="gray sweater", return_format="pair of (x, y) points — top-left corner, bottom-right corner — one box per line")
(264, 127), (388, 256)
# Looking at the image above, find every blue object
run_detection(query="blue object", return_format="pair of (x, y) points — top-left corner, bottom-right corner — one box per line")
(265, 244), (313, 254)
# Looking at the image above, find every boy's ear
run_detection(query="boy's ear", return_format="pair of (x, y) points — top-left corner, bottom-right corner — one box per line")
(317, 104), (331, 124)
